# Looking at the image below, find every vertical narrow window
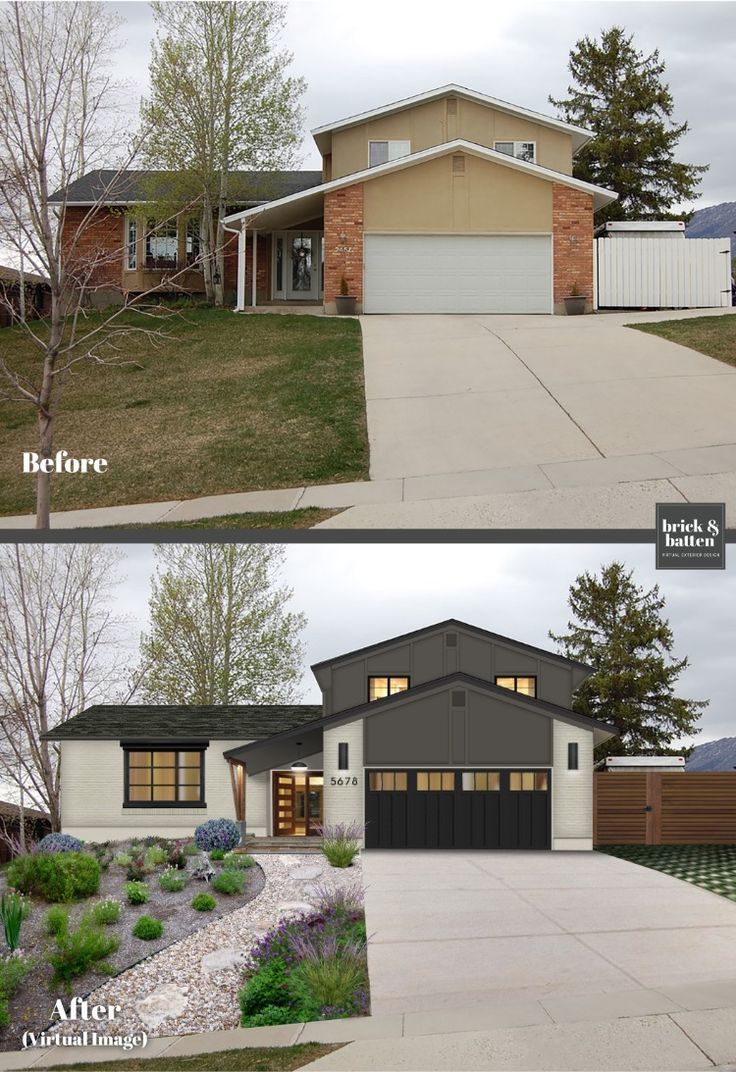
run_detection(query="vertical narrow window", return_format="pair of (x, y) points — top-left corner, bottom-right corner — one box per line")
(568, 743), (579, 770)
(126, 218), (137, 270)
(275, 236), (284, 293)
(338, 743), (348, 770)
(185, 218), (200, 266)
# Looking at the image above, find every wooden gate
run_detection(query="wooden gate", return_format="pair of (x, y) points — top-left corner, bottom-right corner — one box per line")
(594, 773), (736, 845)
(596, 237), (732, 309)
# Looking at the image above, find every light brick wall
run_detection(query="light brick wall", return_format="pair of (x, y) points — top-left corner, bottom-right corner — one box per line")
(552, 185), (594, 313)
(322, 721), (364, 837)
(324, 184), (364, 313)
(245, 771), (270, 837)
(60, 740), (243, 841)
(552, 721), (593, 849)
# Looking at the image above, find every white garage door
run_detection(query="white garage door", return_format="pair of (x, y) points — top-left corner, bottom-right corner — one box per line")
(363, 234), (552, 314)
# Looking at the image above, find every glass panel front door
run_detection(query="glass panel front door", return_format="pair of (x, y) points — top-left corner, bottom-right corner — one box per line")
(273, 771), (323, 835)
(288, 235), (314, 298)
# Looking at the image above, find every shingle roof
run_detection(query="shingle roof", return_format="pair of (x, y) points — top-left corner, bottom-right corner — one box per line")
(48, 169), (324, 206)
(42, 704), (323, 741)
(0, 265), (50, 287)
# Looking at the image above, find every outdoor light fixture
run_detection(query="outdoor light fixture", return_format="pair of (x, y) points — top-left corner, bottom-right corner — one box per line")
(290, 741), (307, 770)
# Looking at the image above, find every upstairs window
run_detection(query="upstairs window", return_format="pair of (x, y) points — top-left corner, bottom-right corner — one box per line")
(495, 675), (537, 697)
(368, 140), (411, 167)
(145, 219), (178, 270)
(494, 141), (535, 164)
(368, 675), (409, 701)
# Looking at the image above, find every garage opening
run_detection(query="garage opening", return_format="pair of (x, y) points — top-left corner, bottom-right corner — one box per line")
(365, 768), (551, 849)
(363, 234), (552, 314)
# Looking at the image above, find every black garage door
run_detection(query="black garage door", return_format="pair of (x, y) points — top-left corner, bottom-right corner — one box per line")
(365, 769), (551, 850)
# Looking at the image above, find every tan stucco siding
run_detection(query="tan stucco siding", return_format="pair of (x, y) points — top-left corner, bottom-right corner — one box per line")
(59, 739), (243, 841)
(363, 154), (553, 234)
(329, 95), (573, 179)
(552, 721), (594, 849)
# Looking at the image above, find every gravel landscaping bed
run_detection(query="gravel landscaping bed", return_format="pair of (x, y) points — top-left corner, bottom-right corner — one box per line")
(53, 854), (363, 1040)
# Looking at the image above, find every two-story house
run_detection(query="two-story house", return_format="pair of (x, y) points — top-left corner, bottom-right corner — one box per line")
(44, 620), (618, 852)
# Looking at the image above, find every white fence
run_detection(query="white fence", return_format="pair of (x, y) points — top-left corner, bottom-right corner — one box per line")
(596, 237), (731, 309)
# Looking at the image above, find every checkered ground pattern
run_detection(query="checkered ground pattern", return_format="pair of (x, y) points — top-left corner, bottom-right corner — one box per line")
(598, 845), (736, 902)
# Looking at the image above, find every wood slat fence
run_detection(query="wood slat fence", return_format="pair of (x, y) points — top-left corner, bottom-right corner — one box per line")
(594, 773), (736, 845)
(596, 237), (732, 309)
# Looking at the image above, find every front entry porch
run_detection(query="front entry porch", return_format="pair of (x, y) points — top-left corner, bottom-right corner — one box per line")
(273, 770), (324, 837)
(238, 226), (324, 309)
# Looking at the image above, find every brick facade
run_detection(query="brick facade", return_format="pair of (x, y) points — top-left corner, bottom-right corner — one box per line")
(62, 206), (124, 291)
(324, 184), (364, 311)
(552, 185), (594, 312)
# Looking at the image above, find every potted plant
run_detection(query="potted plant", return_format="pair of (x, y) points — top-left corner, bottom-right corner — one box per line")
(335, 274), (357, 316)
(564, 282), (586, 316)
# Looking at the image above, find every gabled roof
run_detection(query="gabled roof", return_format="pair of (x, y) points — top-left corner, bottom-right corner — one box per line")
(311, 84), (594, 155)
(42, 704), (322, 741)
(224, 671), (619, 765)
(311, 618), (594, 674)
(48, 169), (324, 207)
(222, 140), (617, 231)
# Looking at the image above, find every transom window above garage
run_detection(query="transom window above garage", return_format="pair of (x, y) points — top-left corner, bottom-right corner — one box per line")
(494, 140), (535, 163)
(369, 771), (408, 791)
(462, 771), (501, 791)
(495, 675), (537, 697)
(509, 771), (549, 791)
(368, 140), (411, 167)
(417, 771), (455, 791)
(368, 675), (410, 701)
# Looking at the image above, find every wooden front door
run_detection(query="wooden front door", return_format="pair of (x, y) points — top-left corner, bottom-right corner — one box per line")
(273, 771), (323, 836)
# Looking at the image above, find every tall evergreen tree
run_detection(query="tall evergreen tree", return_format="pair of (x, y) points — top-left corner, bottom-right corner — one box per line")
(549, 562), (706, 758)
(549, 27), (707, 222)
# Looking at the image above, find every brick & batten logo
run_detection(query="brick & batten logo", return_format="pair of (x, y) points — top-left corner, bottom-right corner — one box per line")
(655, 503), (726, 570)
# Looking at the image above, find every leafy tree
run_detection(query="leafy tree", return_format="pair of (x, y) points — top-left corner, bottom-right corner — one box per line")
(141, 1), (306, 306)
(139, 545), (305, 704)
(549, 27), (707, 222)
(549, 562), (706, 759)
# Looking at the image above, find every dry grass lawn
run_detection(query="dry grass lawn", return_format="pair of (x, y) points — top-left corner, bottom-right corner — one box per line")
(628, 313), (736, 366)
(0, 308), (366, 517)
(44, 1043), (342, 1071)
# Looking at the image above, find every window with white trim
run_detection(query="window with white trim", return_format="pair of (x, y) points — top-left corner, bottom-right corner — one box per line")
(145, 219), (178, 270)
(126, 218), (137, 270)
(368, 140), (411, 167)
(494, 141), (536, 163)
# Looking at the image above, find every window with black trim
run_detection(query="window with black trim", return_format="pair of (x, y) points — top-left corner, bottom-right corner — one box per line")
(494, 675), (536, 697)
(124, 749), (204, 806)
(509, 771), (549, 791)
(368, 675), (409, 701)
(568, 742), (579, 770)
(338, 742), (349, 770)
(369, 771), (407, 791)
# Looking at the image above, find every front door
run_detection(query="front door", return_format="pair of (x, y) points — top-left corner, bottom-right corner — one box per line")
(286, 234), (317, 300)
(273, 771), (323, 836)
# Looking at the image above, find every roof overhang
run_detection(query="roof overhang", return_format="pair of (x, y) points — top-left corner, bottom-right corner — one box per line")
(311, 84), (594, 156)
(225, 725), (324, 775)
(222, 140), (617, 232)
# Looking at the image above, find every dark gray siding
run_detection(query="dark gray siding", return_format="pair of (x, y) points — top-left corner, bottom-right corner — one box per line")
(363, 684), (552, 767)
(323, 625), (576, 715)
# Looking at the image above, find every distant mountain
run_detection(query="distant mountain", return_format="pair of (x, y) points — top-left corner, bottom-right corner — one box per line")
(686, 201), (736, 252)
(687, 736), (736, 771)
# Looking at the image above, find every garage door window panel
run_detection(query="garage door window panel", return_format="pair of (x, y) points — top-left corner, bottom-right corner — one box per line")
(462, 771), (501, 791)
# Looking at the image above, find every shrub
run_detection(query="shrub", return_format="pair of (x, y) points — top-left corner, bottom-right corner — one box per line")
(159, 868), (187, 893)
(212, 869), (245, 895)
(0, 892), (27, 952)
(309, 882), (364, 918)
(126, 855), (149, 882)
(34, 833), (83, 854)
(113, 852), (132, 869)
(44, 905), (69, 938)
(240, 1005), (301, 1028)
(7, 852), (100, 902)
(209, 848), (226, 861)
(46, 913), (119, 990)
(167, 844), (186, 870)
(125, 881), (149, 905)
(91, 898), (122, 926)
(144, 846), (167, 870)
(191, 893), (216, 912)
(0, 955), (32, 1028)
(183, 842), (200, 857)
(194, 818), (240, 854)
(132, 915), (163, 941)
(316, 823), (364, 869)
(239, 958), (291, 1019)
(290, 952), (367, 1019)
(223, 852), (254, 871)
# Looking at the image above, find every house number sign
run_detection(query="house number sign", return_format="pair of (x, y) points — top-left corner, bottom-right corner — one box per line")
(330, 776), (359, 786)
(334, 245), (354, 253)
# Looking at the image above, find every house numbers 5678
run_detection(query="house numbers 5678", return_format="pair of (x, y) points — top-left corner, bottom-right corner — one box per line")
(330, 776), (358, 786)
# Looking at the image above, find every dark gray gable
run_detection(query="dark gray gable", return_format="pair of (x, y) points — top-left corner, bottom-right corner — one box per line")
(48, 169), (324, 206)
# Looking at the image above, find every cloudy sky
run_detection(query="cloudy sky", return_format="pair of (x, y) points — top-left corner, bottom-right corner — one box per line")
(107, 0), (736, 208)
(109, 541), (734, 748)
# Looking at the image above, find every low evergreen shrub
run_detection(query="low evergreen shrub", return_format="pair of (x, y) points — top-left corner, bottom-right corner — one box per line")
(91, 898), (122, 925)
(132, 915), (163, 940)
(143, 846), (167, 869)
(223, 852), (254, 871)
(43, 905), (69, 938)
(212, 869), (245, 895)
(209, 848), (226, 861)
(158, 867), (187, 893)
(194, 818), (240, 853)
(7, 852), (100, 902)
(46, 913), (119, 990)
(0, 956), (32, 1027)
(34, 833), (83, 854)
(191, 893), (216, 912)
(125, 881), (149, 905)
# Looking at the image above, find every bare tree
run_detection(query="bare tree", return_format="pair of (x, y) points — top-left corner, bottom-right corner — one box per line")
(0, 544), (134, 831)
(0, 2), (195, 528)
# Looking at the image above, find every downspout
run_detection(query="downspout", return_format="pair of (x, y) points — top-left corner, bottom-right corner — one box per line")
(222, 219), (245, 312)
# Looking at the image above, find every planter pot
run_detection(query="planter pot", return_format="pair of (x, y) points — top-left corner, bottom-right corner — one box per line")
(564, 295), (587, 316)
(335, 295), (357, 316)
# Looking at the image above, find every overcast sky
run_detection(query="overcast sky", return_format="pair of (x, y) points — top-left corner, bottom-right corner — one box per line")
(106, 0), (736, 208)
(109, 542), (734, 749)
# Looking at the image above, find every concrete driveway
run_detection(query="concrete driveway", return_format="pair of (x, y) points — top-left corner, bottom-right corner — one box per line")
(363, 849), (736, 1017)
(319, 308), (736, 527)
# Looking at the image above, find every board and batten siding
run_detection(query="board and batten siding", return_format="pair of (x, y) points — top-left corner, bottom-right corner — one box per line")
(552, 721), (593, 850)
(59, 740), (243, 841)
(322, 721), (364, 839)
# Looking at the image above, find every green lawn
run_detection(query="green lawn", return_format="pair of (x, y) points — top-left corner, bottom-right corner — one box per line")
(628, 314), (736, 367)
(0, 310), (367, 517)
(42, 1042), (341, 1071)
(598, 845), (736, 901)
(116, 508), (337, 529)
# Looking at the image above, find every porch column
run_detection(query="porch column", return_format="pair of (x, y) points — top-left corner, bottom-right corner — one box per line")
(251, 230), (258, 308)
(236, 223), (246, 311)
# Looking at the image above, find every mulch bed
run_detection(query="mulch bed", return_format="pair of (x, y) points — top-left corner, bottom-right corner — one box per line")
(0, 841), (265, 1052)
